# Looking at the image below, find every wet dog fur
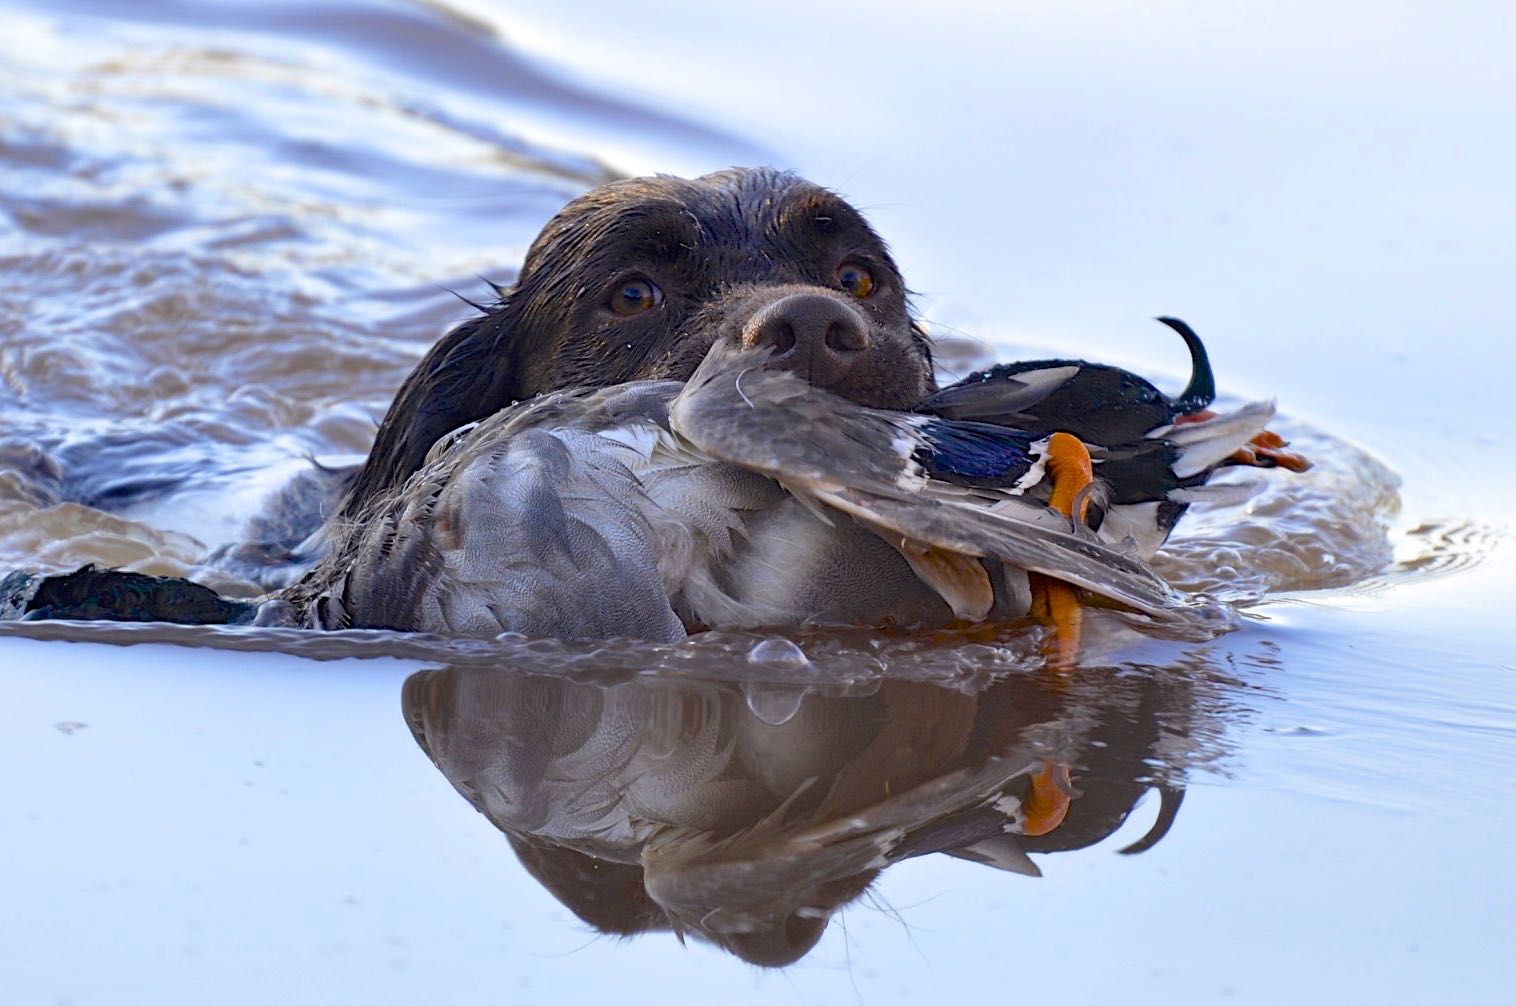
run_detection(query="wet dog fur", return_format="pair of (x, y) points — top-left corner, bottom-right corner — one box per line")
(338, 167), (936, 523)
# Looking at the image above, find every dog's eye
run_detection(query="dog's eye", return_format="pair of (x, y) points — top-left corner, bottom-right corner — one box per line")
(836, 262), (875, 299)
(610, 277), (663, 316)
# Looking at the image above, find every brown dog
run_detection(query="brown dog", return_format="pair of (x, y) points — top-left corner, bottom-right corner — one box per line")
(340, 167), (935, 522)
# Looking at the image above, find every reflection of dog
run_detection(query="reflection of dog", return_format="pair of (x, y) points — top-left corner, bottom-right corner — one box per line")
(403, 657), (1216, 968)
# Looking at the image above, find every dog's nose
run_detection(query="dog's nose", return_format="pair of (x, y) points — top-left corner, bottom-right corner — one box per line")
(743, 292), (870, 389)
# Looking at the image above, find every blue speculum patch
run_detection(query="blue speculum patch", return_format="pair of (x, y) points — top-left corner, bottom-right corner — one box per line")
(913, 419), (1040, 484)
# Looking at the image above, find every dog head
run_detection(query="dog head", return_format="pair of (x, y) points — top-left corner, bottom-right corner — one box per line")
(344, 167), (934, 515)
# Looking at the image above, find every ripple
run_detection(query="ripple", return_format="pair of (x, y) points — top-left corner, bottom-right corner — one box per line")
(0, 3), (649, 562)
(1362, 518), (1505, 590)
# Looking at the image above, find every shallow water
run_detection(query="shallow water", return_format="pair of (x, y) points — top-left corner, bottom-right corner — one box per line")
(3, 1), (1514, 1002)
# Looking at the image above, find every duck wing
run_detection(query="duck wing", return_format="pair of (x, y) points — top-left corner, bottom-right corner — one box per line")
(285, 386), (693, 642)
(669, 346), (1216, 628)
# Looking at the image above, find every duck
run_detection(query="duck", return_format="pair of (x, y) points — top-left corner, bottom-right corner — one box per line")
(259, 335), (1266, 659)
(912, 317), (1311, 660)
(919, 317), (1311, 557)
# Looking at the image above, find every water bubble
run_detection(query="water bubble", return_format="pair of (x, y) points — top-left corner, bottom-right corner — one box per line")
(743, 682), (809, 726)
(746, 637), (810, 670)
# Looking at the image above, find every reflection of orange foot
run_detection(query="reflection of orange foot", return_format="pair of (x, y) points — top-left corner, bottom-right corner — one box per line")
(1023, 760), (1073, 837)
(1030, 432), (1093, 668)
(1030, 573), (1082, 668)
(1173, 410), (1313, 472)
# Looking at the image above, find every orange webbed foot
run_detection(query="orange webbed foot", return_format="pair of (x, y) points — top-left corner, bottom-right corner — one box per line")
(1173, 409), (1313, 472)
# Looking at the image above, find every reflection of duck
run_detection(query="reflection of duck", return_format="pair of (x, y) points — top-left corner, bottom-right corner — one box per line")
(402, 652), (1221, 967)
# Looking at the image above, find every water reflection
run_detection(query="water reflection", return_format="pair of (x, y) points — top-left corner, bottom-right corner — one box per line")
(403, 644), (1235, 966)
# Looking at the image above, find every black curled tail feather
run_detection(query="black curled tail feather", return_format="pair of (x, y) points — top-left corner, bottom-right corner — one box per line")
(1155, 317), (1216, 414)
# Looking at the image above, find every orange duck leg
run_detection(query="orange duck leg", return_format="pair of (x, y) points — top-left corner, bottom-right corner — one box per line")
(1029, 432), (1095, 669)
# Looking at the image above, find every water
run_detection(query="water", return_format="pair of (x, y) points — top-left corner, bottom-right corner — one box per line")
(2, 1), (1514, 1002)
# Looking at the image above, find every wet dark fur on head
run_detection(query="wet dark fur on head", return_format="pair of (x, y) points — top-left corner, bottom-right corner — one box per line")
(342, 167), (934, 520)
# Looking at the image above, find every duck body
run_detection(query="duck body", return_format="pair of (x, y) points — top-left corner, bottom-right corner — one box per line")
(267, 382), (971, 640)
(266, 342), (1237, 642)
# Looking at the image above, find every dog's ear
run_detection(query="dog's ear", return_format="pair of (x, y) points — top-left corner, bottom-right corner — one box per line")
(340, 307), (523, 518)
